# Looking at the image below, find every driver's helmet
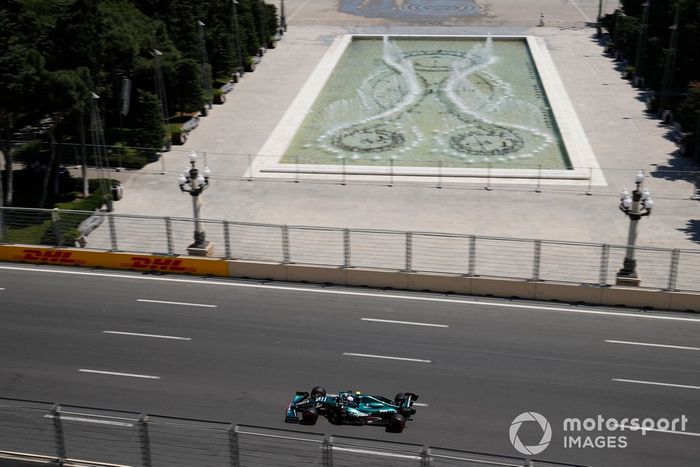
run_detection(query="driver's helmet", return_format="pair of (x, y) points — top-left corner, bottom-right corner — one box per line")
(346, 395), (354, 403)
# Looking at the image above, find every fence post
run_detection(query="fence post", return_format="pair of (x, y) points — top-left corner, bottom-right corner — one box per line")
(224, 221), (232, 259)
(228, 425), (240, 467)
(343, 228), (351, 268)
(138, 414), (152, 467)
(295, 155), (300, 183)
(468, 235), (476, 276)
(420, 446), (431, 467)
(405, 232), (413, 272)
(51, 208), (62, 246)
(667, 249), (680, 291)
(535, 164), (542, 193)
(108, 214), (118, 251)
(599, 244), (610, 286)
(165, 217), (174, 255)
(282, 225), (291, 263)
(485, 162), (493, 191)
(322, 435), (333, 467)
(436, 161), (442, 189)
(51, 404), (67, 462)
(341, 156), (346, 186)
(532, 240), (542, 281)
(0, 208), (5, 243)
(586, 166), (593, 196)
(247, 154), (253, 182)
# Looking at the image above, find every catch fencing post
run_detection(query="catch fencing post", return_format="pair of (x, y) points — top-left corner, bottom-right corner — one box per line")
(468, 235), (476, 276)
(51, 208), (63, 246)
(599, 244), (610, 286)
(228, 425), (240, 467)
(108, 214), (118, 251)
(586, 166), (593, 196)
(405, 232), (413, 272)
(667, 249), (680, 291)
(322, 435), (333, 467)
(138, 414), (152, 467)
(420, 446), (431, 467)
(247, 154), (253, 181)
(51, 404), (67, 462)
(282, 225), (291, 263)
(485, 162), (493, 191)
(343, 228), (351, 268)
(535, 164), (542, 193)
(436, 161), (443, 189)
(532, 240), (542, 281)
(224, 221), (232, 259)
(165, 217), (174, 255)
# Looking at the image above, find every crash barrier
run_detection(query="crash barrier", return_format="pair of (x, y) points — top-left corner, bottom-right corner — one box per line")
(1, 207), (699, 311)
(0, 398), (587, 467)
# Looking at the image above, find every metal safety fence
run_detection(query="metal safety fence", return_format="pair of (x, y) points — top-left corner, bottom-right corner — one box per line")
(1, 207), (699, 292)
(0, 398), (587, 467)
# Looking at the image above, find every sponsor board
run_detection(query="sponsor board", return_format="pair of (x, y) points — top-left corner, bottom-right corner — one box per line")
(0, 246), (229, 277)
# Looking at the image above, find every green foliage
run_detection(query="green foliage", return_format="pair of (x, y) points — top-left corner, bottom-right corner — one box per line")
(176, 59), (205, 113)
(677, 81), (700, 131)
(128, 90), (166, 155)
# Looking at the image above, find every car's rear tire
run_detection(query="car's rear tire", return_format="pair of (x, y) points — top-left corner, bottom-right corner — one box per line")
(394, 393), (405, 406)
(300, 408), (319, 426)
(311, 386), (326, 398)
(385, 414), (406, 433)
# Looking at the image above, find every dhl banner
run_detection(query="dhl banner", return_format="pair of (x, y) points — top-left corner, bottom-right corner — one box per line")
(0, 245), (229, 277)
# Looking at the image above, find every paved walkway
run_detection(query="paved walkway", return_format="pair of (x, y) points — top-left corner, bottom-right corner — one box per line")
(107, 0), (699, 251)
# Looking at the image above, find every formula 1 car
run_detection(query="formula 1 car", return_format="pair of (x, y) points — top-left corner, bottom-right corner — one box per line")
(285, 387), (418, 433)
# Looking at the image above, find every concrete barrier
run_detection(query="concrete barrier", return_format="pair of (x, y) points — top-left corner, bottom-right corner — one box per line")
(535, 281), (604, 304)
(228, 260), (288, 281)
(345, 268), (409, 289)
(406, 273), (471, 294)
(1, 245), (698, 312)
(601, 286), (672, 310)
(286, 264), (347, 284)
(471, 277), (537, 299)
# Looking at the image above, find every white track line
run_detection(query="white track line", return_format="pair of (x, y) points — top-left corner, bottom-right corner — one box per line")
(103, 331), (191, 341)
(137, 299), (216, 308)
(2, 265), (699, 323)
(362, 318), (448, 328)
(413, 402), (429, 407)
(79, 369), (160, 380)
(287, 0), (313, 20)
(569, 0), (592, 22)
(333, 447), (421, 460)
(612, 378), (700, 390)
(605, 340), (699, 351)
(343, 353), (431, 363)
(617, 424), (700, 438)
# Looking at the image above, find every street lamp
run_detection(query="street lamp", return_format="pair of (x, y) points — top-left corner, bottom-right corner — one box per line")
(179, 151), (213, 256)
(232, 0), (244, 77)
(280, 0), (287, 34)
(616, 170), (653, 286)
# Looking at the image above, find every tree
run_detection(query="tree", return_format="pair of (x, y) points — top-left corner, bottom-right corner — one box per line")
(175, 59), (204, 113)
(128, 90), (166, 155)
(0, 0), (46, 207)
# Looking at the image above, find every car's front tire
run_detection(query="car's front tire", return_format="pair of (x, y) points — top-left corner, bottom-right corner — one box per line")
(300, 408), (319, 425)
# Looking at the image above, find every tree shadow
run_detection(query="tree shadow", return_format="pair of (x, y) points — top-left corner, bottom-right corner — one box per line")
(679, 220), (700, 244)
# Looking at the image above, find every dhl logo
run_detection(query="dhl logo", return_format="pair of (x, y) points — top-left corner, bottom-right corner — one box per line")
(123, 257), (196, 273)
(13, 249), (86, 265)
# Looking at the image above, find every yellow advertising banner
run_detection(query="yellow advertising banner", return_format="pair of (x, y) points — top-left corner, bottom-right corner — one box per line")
(0, 245), (229, 277)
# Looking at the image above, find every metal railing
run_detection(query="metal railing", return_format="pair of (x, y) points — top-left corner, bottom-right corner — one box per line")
(1, 207), (699, 292)
(0, 398), (587, 467)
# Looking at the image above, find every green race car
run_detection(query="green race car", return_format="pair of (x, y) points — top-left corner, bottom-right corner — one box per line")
(285, 386), (418, 433)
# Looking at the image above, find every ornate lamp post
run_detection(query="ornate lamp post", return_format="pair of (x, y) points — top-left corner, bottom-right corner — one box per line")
(616, 170), (653, 286)
(178, 151), (213, 256)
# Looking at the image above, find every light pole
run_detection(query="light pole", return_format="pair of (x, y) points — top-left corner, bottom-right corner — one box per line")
(280, 0), (287, 34)
(659, 7), (680, 117)
(197, 20), (213, 112)
(178, 151), (213, 256)
(633, 1), (650, 87)
(150, 49), (169, 149)
(596, 0), (603, 37)
(616, 170), (653, 286)
(232, 0), (244, 77)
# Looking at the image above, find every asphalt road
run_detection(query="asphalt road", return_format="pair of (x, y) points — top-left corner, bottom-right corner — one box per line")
(0, 263), (698, 466)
